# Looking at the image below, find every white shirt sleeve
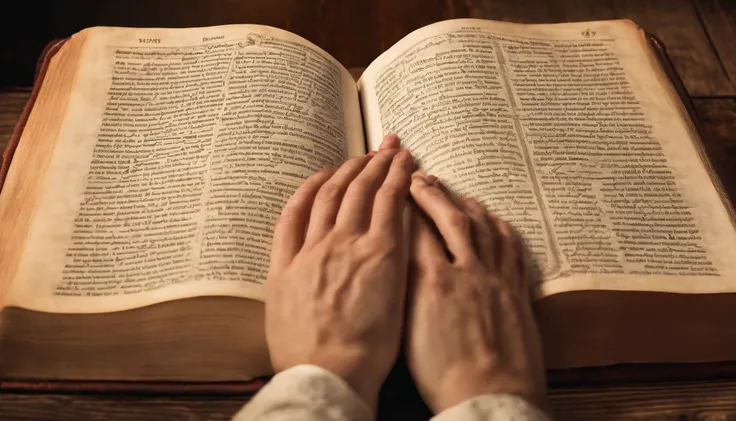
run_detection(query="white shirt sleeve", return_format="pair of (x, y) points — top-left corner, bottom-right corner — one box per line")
(431, 394), (551, 421)
(231, 365), (372, 421)
(232, 364), (551, 421)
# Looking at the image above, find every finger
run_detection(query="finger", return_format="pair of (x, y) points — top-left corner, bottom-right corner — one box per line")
(336, 149), (400, 231)
(305, 154), (373, 244)
(461, 197), (495, 266)
(410, 207), (445, 269)
(379, 133), (401, 150)
(269, 167), (337, 271)
(480, 211), (505, 271)
(410, 170), (437, 186)
(369, 149), (414, 233)
(486, 212), (525, 283)
(410, 177), (476, 264)
(405, 210), (441, 351)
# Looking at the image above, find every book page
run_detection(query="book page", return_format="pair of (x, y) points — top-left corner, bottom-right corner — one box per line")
(359, 19), (736, 297)
(2, 24), (364, 313)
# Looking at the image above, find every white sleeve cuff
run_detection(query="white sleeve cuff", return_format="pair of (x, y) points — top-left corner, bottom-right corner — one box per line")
(232, 365), (372, 421)
(432, 394), (551, 421)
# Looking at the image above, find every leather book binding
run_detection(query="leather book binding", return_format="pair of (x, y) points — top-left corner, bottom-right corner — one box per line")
(1, 33), (734, 394)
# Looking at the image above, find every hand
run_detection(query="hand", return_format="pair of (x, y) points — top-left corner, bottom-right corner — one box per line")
(265, 134), (413, 411)
(405, 175), (548, 413)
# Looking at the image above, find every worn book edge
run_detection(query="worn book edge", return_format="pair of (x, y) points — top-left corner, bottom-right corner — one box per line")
(2, 32), (736, 393)
(646, 34), (736, 228)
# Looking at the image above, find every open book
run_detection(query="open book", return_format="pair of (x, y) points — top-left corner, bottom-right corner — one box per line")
(2, 18), (736, 385)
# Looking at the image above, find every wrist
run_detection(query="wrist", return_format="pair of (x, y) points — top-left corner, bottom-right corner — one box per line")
(431, 368), (546, 413)
(306, 351), (383, 412)
(313, 365), (380, 412)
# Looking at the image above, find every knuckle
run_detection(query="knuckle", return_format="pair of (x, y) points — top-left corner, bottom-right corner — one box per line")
(377, 181), (407, 200)
(347, 154), (370, 166)
(424, 266), (452, 290)
(409, 178), (435, 196)
(409, 180), (424, 195)
(276, 206), (299, 226)
(496, 287), (516, 308)
(448, 211), (471, 231)
(375, 232), (399, 252)
(455, 254), (482, 272)
(503, 245), (521, 269)
(348, 177), (374, 194)
(393, 149), (413, 166)
(313, 166), (335, 179)
(465, 197), (480, 207)
(468, 209), (487, 225)
(496, 219), (514, 237)
(465, 197), (485, 214)
(425, 272), (445, 288)
(315, 182), (342, 203)
(367, 150), (395, 167)
(337, 156), (367, 174)
(377, 148), (400, 159)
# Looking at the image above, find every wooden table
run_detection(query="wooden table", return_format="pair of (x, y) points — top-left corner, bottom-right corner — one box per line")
(2, 0), (736, 419)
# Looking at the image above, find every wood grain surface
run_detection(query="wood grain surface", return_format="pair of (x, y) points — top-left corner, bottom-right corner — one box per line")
(2, 379), (736, 420)
(694, 0), (736, 89)
(1, 0), (736, 419)
(0, 90), (31, 154)
(693, 98), (736, 205)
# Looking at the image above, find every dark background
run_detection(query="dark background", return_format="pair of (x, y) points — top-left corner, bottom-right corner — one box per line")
(7, 0), (460, 87)
(1, 0), (734, 93)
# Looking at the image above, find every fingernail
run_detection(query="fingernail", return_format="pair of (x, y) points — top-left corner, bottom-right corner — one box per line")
(367, 151), (377, 157)
(426, 175), (439, 185)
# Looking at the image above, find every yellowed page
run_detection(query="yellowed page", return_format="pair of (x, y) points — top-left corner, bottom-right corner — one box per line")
(3, 24), (365, 313)
(359, 19), (736, 297)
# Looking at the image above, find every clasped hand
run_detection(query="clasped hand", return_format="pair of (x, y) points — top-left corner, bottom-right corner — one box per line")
(266, 134), (547, 413)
